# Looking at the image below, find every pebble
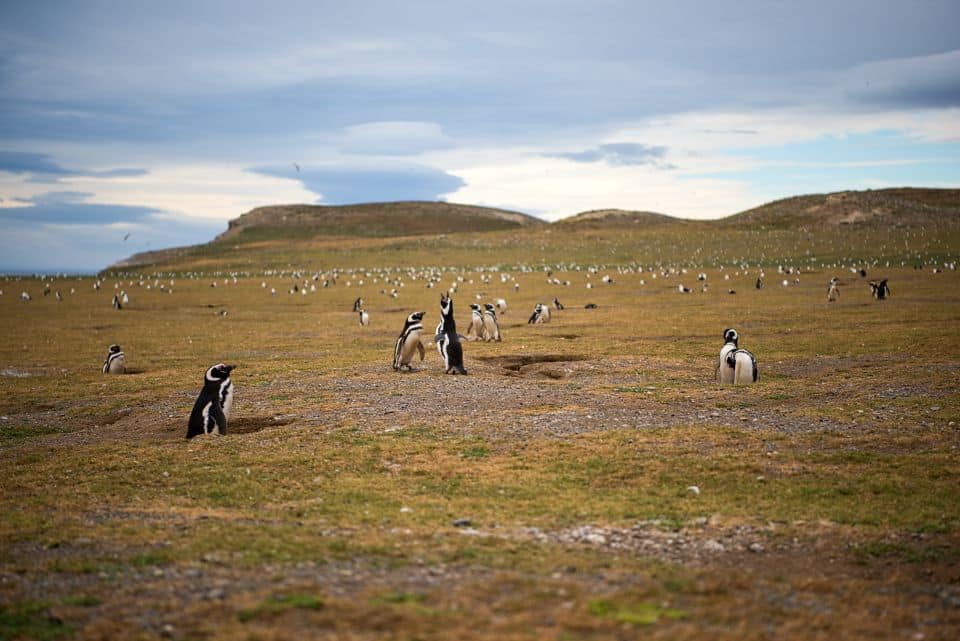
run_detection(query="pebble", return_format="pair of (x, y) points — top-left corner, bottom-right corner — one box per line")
(703, 539), (725, 552)
(400, 506), (413, 513)
(748, 542), (765, 553)
(453, 518), (472, 528)
(686, 485), (701, 496)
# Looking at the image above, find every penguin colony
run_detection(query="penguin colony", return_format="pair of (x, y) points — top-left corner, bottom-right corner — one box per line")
(21, 254), (939, 442)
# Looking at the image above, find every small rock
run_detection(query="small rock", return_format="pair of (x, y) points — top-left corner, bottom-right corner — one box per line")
(686, 485), (700, 496)
(400, 506), (413, 513)
(703, 539), (725, 552)
(161, 624), (174, 638)
(453, 518), (472, 528)
(748, 542), (765, 553)
(583, 533), (607, 545)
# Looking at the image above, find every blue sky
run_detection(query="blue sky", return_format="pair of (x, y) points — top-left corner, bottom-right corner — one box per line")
(1, 1), (958, 272)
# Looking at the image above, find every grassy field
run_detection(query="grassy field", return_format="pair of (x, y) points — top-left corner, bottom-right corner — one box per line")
(2, 223), (959, 640)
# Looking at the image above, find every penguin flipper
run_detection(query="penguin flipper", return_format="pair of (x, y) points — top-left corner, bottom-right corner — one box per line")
(210, 404), (227, 435)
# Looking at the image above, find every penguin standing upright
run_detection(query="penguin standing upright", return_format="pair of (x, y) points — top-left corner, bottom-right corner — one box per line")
(187, 363), (235, 438)
(102, 344), (126, 374)
(553, 296), (564, 310)
(393, 311), (426, 371)
(870, 279), (890, 300)
(358, 308), (370, 326)
(467, 303), (484, 340)
(353, 297), (364, 312)
(827, 277), (840, 302)
(482, 303), (501, 342)
(112, 294), (122, 310)
(717, 328), (758, 385)
(716, 329), (738, 384)
(436, 293), (467, 374)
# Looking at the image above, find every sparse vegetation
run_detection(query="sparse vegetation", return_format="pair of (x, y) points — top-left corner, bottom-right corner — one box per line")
(1, 193), (959, 639)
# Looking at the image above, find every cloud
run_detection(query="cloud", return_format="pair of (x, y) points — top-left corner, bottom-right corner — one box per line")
(335, 121), (455, 156)
(0, 150), (147, 182)
(548, 143), (675, 169)
(0, 191), (160, 224)
(250, 163), (466, 204)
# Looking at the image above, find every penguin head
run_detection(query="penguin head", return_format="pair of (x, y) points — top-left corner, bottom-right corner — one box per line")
(439, 293), (452, 314)
(407, 311), (425, 324)
(205, 363), (235, 382)
(723, 328), (739, 345)
(484, 303), (495, 312)
(470, 303), (481, 312)
(108, 344), (121, 354)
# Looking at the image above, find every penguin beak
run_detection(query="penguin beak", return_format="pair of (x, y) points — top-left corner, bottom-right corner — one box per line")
(224, 364), (236, 374)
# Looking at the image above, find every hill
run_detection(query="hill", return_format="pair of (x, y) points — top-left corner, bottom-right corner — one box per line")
(553, 208), (682, 227)
(215, 201), (545, 243)
(720, 188), (960, 229)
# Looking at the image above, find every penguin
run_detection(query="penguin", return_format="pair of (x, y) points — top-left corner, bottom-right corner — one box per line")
(436, 293), (467, 374)
(20, 291), (31, 301)
(102, 344), (126, 374)
(353, 297), (364, 312)
(186, 363), (235, 438)
(495, 298), (507, 315)
(717, 328), (758, 384)
(717, 328), (739, 384)
(393, 311), (426, 371)
(527, 303), (550, 324)
(869, 279), (890, 300)
(358, 308), (370, 326)
(112, 294), (122, 310)
(827, 277), (840, 302)
(755, 278), (763, 290)
(482, 303), (502, 342)
(55, 290), (63, 302)
(466, 303), (484, 340)
(553, 296), (564, 310)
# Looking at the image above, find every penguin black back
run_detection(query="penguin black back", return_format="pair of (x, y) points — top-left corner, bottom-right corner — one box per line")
(187, 363), (235, 438)
(437, 293), (467, 374)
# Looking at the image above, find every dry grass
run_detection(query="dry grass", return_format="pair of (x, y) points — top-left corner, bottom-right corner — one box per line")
(1, 222), (959, 640)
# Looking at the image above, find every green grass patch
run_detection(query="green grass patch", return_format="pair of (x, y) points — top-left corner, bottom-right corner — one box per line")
(237, 593), (324, 622)
(0, 601), (74, 641)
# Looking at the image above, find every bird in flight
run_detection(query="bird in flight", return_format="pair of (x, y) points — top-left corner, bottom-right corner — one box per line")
(123, 232), (131, 241)
(293, 163), (301, 173)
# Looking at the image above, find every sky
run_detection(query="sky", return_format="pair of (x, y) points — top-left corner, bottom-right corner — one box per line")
(1, 1), (958, 273)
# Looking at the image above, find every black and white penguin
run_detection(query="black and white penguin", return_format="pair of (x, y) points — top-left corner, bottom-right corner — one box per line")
(186, 363), (235, 438)
(827, 277), (840, 302)
(436, 293), (467, 374)
(495, 298), (507, 315)
(353, 297), (364, 313)
(482, 303), (502, 342)
(358, 308), (370, 326)
(467, 303), (484, 340)
(553, 297), (564, 310)
(717, 328), (758, 385)
(112, 294), (122, 310)
(102, 344), (126, 374)
(393, 311), (426, 371)
(755, 278), (763, 290)
(869, 279), (890, 300)
(527, 303), (550, 324)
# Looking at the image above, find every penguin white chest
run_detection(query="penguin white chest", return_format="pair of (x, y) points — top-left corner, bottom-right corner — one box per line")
(220, 380), (234, 420)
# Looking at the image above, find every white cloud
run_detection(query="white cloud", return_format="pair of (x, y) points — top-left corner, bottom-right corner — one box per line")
(335, 121), (455, 156)
(55, 165), (317, 220)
